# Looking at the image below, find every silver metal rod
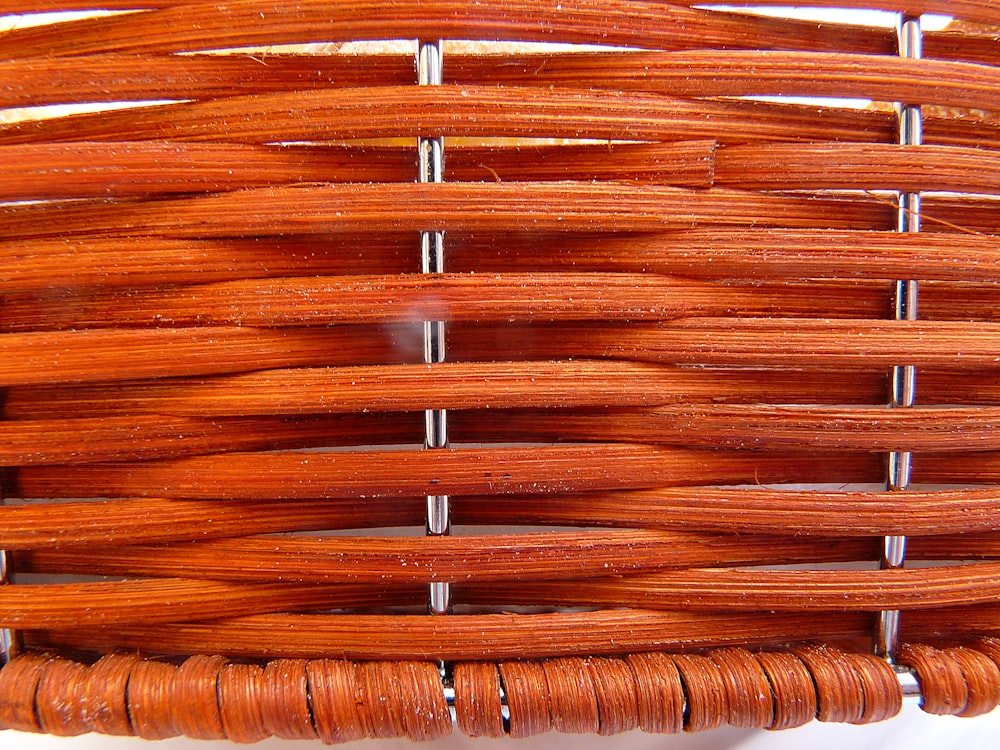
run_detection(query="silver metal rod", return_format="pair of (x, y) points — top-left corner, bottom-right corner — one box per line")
(877, 13), (922, 663)
(419, 38), (451, 616)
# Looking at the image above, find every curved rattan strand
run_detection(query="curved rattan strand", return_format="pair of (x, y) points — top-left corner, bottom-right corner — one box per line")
(948, 648), (1000, 718)
(498, 661), (553, 738)
(624, 652), (685, 734)
(839, 653), (902, 724)
(899, 644), (970, 716)
(453, 662), (506, 738)
(304, 660), (371, 744)
(34, 657), (92, 737)
(673, 653), (730, 732)
(126, 659), (180, 740)
(708, 647), (774, 729)
(217, 663), (270, 744)
(396, 662), (453, 742)
(356, 662), (408, 740)
(0, 652), (53, 732)
(170, 654), (228, 741)
(753, 650), (818, 731)
(84, 653), (139, 737)
(584, 657), (641, 736)
(260, 659), (318, 741)
(541, 657), (600, 734)
(790, 645), (865, 724)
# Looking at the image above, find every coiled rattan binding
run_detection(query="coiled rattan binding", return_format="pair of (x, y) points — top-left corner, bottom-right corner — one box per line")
(2, 0), (1000, 741)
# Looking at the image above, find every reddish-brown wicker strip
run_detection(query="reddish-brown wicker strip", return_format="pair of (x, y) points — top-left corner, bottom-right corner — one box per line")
(9, 530), (875, 583)
(0, 235), (416, 293)
(21, 610), (876, 661)
(453, 662), (505, 738)
(8, 487), (1000, 550)
(453, 488), (1000, 538)
(0, 273), (773, 330)
(2, 0), (993, 26)
(715, 142), (1000, 194)
(448, 404), (1000, 453)
(0, 141), (716, 200)
(0, 414), (418, 465)
(466, 562), (1000, 612)
(0, 53), (415, 109)
(3, 230), (999, 295)
(4, 445), (885, 500)
(0, 184), (905, 240)
(0, 87), (897, 146)
(460, 51), (1000, 113)
(0, 579), (417, 628)
(0, 0), (894, 58)
(0, 362), (888, 419)
(4, 319), (1000, 388)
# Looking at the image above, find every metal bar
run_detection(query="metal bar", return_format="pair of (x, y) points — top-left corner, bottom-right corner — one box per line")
(418, 38), (451, 616)
(877, 13), (922, 663)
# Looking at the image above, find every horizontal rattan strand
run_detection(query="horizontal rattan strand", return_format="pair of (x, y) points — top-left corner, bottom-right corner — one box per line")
(3, 362), (893, 419)
(714, 143), (1000, 195)
(50, 608), (1000, 663)
(23, 277), (983, 332)
(454, 489), (1000, 538)
(3, 319), (1000, 387)
(6, 141), (1000, 200)
(446, 320), (1000, 370)
(4, 405), (1000, 464)
(3, 445), (885, 500)
(6, 489), (1000, 548)
(0, 580), (416, 628)
(0, 272), (841, 330)
(9, 563), (1000, 628)
(0, 53), (417, 109)
(0, 326), (407, 386)
(7, 530), (875, 584)
(1, 188), (992, 240)
(467, 565), (1000, 612)
(458, 51), (1000, 113)
(446, 231), (1000, 284)
(2, 0), (994, 26)
(18, 366), (999, 420)
(0, 141), (716, 200)
(0, 497), (426, 548)
(447, 405), (1000, 453)
(0, 184), (900, 239)
(21, 609), (877, 661)
(0, 0), (903, 58)
(1, 23), (995, 110)
(0, 88), (899, 146)
(3, 231), (998, 294)
(23, 610), (1000, 663)
(0, 414), (422, 465)
(9, 447), (995, 497)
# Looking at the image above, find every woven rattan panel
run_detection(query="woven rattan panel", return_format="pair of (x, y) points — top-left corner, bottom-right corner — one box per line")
(2, 0), (1000, 741)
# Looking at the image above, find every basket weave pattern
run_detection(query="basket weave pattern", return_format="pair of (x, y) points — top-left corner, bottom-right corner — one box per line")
(2, 0), (1000, 740)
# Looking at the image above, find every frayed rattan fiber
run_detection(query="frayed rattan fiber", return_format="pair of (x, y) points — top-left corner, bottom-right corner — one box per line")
(3, 0), (1000, 742)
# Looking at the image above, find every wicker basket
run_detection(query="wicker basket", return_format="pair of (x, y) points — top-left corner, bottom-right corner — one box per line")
(3, 0), (1000, 741)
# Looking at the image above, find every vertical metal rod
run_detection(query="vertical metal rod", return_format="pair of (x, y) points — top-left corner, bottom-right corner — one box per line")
(418, 39), (451, 616)
(877, 14), (921, 663)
